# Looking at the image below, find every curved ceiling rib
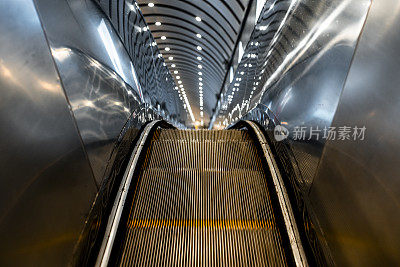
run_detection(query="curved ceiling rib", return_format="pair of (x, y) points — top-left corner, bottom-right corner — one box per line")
(137, 0), (249, 127)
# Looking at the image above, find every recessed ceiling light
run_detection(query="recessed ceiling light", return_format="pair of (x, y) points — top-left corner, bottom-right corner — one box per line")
(196, 33), (202, 38)
(199, 78), (202, 81)
(155, 21), (161, 26)
(168, 56), (173, 60)
(197, 56), (202, 60)
(171, 64), (176, 67)
(174, 70), (178, 74)
(198, 65), (202, 69)
(199, 82), (203, 86)
(165, 47), (170, 51)
(198, 72), (202, 75)
(148, 3), (154, 7)
(178, 80), (182, 84)
(197, 46), (202, 51)
(195, 16), (202, 22)
(179, 84), (183, 88)
(161, 36), (166, 40)
(176, 76), (180, 79)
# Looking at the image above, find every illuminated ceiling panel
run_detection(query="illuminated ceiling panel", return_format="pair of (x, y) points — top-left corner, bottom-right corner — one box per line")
(137, 0), (250, 126)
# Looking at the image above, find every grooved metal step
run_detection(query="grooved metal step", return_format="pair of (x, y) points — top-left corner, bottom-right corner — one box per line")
(115, 129), (288, 266)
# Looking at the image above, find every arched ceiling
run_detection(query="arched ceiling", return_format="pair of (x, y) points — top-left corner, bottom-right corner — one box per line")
(137, 0), (250, 127)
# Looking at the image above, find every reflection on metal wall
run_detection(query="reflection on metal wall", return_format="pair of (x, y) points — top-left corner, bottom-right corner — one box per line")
(310, 0), (400, 264)
(34, 0), (187, 184)
(214, 0), (370, 187)
(0, 0), (97, 265)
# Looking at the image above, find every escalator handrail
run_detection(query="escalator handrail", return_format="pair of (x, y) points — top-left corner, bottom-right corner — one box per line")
(231, 120), (308, 267)
(95, 120), (173, 267)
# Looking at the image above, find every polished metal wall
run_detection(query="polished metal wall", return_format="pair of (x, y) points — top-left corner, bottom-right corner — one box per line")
(310, 0), (400, 264)
(214, 0), (370, 188)
(34, 0), (186, 185)
(0, 0), (97, 265)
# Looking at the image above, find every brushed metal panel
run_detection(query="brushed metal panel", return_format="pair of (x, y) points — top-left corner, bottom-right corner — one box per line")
(310, 0), (400, 264)
(0, 0), (98, 265)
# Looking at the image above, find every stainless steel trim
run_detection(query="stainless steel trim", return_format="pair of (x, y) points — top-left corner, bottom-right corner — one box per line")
(244, 120), (308, 267)
(95, 120), (161, 267)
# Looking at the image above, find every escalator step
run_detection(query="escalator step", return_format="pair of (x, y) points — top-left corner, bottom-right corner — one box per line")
(116, 129), (288, 266)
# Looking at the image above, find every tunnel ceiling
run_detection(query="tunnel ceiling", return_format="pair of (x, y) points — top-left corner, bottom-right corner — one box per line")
(137, 0), (250, 126)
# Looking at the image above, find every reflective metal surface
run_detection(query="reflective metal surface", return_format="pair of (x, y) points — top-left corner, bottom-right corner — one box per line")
(34, 0), (186, 184)
(0, 0), (97, 265)
(310, 0), (400, 264)
(214, 0), (370, 188)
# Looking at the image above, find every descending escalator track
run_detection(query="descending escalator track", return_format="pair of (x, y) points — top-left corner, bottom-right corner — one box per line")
(96, 122), (307, 266)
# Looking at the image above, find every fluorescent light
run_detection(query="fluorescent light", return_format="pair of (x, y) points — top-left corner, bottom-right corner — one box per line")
(238, 41), (244, 63)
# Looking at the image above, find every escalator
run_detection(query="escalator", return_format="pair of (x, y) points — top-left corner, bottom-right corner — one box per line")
(95, 121), (307, 266)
